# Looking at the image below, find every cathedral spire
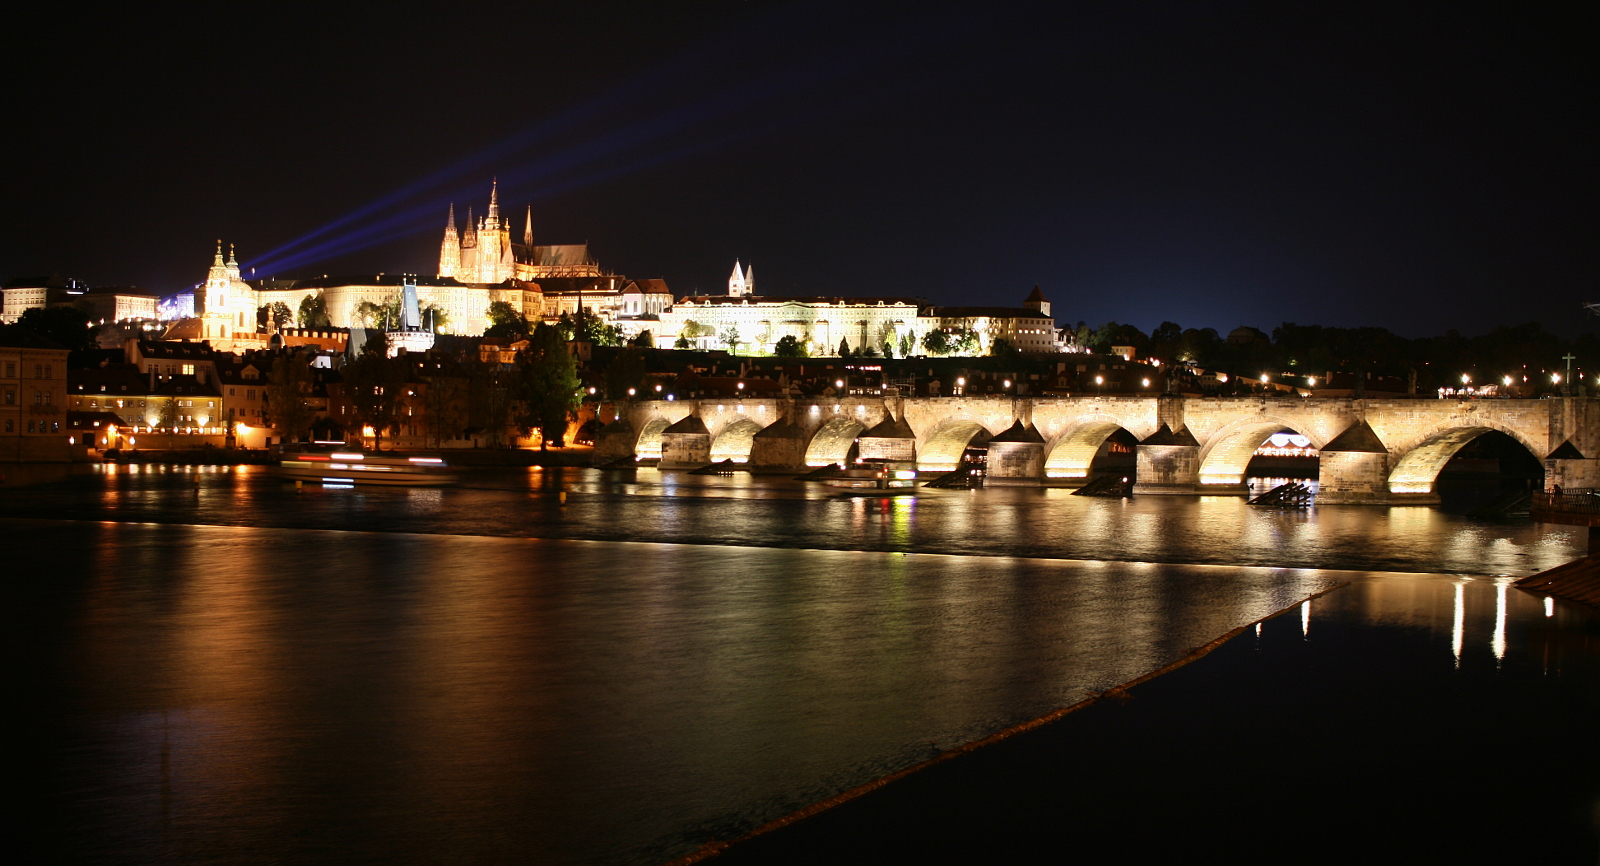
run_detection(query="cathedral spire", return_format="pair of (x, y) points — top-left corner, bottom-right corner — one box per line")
(226, 244), (238, 267)
(524, 205), (533, 249)
(213, 240), (225, 267)
(488, 178), (499, 221)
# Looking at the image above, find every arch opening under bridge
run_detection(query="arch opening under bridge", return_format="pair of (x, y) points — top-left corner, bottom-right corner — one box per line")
(634, 417), (671, 460)
(805, 416), (866, 467)
(1044, 420), (1138, 479)
(1387, 424), (1544, 495)
(918, 420), (994, 472)
(710, 418), (764, 463)
(1198, 419), (1324, 487)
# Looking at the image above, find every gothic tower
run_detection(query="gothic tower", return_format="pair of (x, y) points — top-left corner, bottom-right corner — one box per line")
(728, 260), (749, 297)
(476, 180), (504, 284)
(438, 204), (461, 278)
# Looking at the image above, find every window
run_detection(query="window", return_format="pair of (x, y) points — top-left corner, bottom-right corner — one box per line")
(4, 362), (13, 377)
(44, 364), (52, 379)
(247, 388), (256, 400)
(182, 364), (194, 375)
(34, 364), (42, 378)
(3, 420), (11, 433)
(3, 388), (12, 405)
(27, 420), (36, 433)
(229, 388), (236, 397)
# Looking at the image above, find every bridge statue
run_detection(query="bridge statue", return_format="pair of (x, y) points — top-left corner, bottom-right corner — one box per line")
(593, 394), (1599, 505)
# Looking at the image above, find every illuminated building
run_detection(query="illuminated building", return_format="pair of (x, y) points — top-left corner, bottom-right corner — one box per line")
(656, 268), (1061, 355)
(1, 329), (71, 461)
(437, 180), (604, 284)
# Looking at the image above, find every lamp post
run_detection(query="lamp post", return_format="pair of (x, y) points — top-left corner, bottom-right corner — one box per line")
(1095, 374), (1104, 396)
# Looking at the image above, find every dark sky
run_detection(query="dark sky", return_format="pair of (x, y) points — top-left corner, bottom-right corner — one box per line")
(5, 1), (1593, 338)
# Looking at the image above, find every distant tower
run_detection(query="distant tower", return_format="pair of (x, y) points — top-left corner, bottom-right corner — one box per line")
(523, 204), (533, 251)
(475, 180), (512, 284)
(729, 260), (751, 297)
(439, 204), (461, 278)
(1023, 284), (1051, 318)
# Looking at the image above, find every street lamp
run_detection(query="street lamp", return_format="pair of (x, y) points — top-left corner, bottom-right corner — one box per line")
(1095, 375), (1104, 395)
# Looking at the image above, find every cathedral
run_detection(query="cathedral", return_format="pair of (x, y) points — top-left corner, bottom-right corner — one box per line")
(438, 180), (602, 284)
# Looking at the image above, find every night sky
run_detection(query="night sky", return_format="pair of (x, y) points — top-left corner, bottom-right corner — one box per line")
(6, 2), (1593, 338)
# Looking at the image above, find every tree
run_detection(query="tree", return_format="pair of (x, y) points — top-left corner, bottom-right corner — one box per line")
(722, 325), (742, 354)
(773, 334), (808, 358)
(1149, 321), (1184, 362)
(677, 320), (711, 348)
(468, 361), (516, 448)
(484, 300), (527, 339)
(342, 351), (407, 450)
(266, 353), (317, 443)
(353, 297), (402, 329)
(297, 292), (330, 328)
(604, 349), (648, 399)
(155, 396), (180, 430)
(419, 367), (469, 447)
(560, 310), (622, 346)
(989, 337), (1017, 356)
(922, 330), (951, 356)
(516, 322), (581, 450)
(629, 329), (655, 348)
(9, 306), (97, 352)
(422, 303), (451, 333)
(951, 328), (980, 356)
(838, 337), (852, 357)
(881, 341), (895, 359)
(257, 302), (293, 330)
(899, 333), (915, 358)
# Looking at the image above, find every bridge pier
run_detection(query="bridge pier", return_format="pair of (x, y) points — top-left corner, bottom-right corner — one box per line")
(1131, 425), (1201, 494)
(1133, 443), (1200, 494)
(594, 418), (637, 463)
(1316, 422), (1395, 504)
(750, 420), (808, 470)
(660, 415), (711, 468)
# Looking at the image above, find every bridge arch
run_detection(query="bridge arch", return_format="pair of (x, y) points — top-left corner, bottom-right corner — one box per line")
(804, 416), (866, 466)
(710, 417), (764, 463)
(1386, 419), (1544, 495)
(1197, 415), (1327, 487)
(634, 417), (671, 460)
(918, 419), (995, 472)
(1043, 414), (1138, 479)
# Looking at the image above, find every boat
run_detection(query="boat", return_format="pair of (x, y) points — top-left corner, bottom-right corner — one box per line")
(275, 450), (458, 487)
(821, 462), (921, 497)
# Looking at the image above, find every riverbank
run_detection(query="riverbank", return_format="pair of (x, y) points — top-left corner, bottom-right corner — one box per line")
(705, 575), (1600, 865)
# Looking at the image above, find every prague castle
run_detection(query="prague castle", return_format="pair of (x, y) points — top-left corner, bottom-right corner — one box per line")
(9, 179), (1062, 356)
(437, 179), (604, 284)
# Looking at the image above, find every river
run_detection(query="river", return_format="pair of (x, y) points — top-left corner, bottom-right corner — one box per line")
(6, 465), (1597, 863)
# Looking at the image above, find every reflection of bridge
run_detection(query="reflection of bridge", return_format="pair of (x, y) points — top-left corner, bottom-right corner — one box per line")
(594, 395), (1600, 505)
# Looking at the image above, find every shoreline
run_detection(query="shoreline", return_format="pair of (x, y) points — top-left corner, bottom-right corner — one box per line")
(667, 582), (1351, 865)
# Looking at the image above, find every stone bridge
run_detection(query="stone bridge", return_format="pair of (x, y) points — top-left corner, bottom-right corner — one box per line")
(591, 395), (1600, 504)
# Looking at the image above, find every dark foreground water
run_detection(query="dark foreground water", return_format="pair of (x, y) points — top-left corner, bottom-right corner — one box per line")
(5, 466), (1598, 863)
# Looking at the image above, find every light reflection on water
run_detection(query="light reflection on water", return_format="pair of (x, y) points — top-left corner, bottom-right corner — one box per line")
(5, 467), (1596, 864)
(0, 464), (1580, 575)
(16, 520), (1346, 864)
